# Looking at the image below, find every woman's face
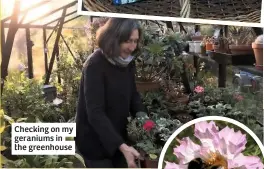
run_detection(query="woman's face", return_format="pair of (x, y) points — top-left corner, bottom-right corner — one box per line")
(120, 29), (139, 58)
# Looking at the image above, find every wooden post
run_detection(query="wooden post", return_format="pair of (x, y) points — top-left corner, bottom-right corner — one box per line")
(223, 25), (228, 38)
(44, 8), (67, 85)
(218, 64), (227, 88)
(1, 0), (20, 95)
(1, 24), (5, 60)
(165, 21), (174, 31)
(43, 27), (48, 74)
(56, 46), (61, 84)
(25, 28), (34, 78)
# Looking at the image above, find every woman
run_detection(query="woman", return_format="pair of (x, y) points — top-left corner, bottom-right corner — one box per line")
(75, 18), (145, 168)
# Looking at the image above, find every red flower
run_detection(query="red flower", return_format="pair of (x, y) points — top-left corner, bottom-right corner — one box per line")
(143, 120), (155, 131)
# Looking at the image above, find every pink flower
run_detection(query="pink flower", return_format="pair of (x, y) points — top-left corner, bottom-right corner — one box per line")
(230, 154), (264, 169)
(173, 137), (201, 164)
(216, 126), (247, 159)
(233, 94), (244, 101)
(194, 86), (204, 93)
(143, 120), (155, 131)
(164, 121), (264, 169)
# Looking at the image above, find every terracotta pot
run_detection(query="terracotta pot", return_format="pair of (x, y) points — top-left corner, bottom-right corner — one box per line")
(176, 95), (189, 104)
(252, 42), (263, 68)
(143, 158), (159, 168)
(166, 94), (189, 105)
(229, 45), (253, 55)
(206, 43), (213, 51)
(136, 81), (160, 92)
(191, 36), (204, 41)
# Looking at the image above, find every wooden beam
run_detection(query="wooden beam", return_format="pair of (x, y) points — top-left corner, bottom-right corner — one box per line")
(45, 8), (67, 85)
(60, 34), (77, 62)
(56, 47), (61, 84)
(1, 1), (49, 23)
(1, 0), (20, 95)
(63, 15), (81, 25)
(44, 10), (77, 26)
(46, 22), (60, 44)
(43, 28), (48, 74)
(178, 22), (187, 34)
(1, 24), (5, 56)
(25, 28), (34, 78)
(3, 22), (83, 29)
(24, 1), (77, 25)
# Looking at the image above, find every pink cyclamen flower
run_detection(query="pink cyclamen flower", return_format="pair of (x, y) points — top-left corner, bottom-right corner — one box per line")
(233, 94), (244, 101)
(164, 121), (264, 169)
(194, 86), (204, 93)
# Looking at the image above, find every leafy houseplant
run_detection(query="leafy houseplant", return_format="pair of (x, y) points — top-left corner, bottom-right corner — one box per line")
(228, 26), (256, 55)
(135, 40), (167, 92)
(164, 80), (189, 105)
(127, 113), (182, 168)
(135, 27), (186, 92)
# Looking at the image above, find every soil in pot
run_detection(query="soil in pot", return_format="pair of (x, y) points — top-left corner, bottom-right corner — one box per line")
(229, 45), (254, 55)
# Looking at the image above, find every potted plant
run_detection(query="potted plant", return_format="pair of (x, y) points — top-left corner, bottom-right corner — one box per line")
(127, 113), (182, 168)
(164, 80), (189, 105)
(228, 26), (256, 55)
(135, 37), (167, 92)
(252, 34), (263, 70)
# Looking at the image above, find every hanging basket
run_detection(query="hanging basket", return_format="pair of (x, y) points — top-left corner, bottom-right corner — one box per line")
(83, 0), (182, 17)
(82, 0), (261, 22)
(190, 0), (261, 22)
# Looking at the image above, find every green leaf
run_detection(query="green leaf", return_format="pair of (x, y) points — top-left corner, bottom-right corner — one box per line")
(56, 158), (68, 168)
(0, 146), (7, 151)
(16, 118), (28, 123)
(149, 154), (158, 160)
(0, 154), (8, 165)
(75, 153), (85, 167)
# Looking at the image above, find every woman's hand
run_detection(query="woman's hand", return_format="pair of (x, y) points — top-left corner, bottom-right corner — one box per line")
(119, 143), (140, 168)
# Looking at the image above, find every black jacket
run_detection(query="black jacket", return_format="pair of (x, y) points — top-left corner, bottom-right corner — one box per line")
(75, 49), (144, 160)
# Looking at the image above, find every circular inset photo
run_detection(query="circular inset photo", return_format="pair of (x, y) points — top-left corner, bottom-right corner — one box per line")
(158, 116), (264, 169)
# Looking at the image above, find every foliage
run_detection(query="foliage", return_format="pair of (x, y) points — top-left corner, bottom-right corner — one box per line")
(228, 26), (256, 45)
(2, 71), (63, 122)
(188, 86), (263, 140)
(135, 26), (186, 82)
(127, 113), (182, 159)
(0, 109), (85, 168)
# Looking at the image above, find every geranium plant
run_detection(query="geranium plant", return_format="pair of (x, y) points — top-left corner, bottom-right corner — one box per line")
(127, 112), (182, 160)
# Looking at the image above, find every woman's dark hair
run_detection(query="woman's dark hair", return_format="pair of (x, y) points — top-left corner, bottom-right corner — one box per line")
(96, 18), (142, 57)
